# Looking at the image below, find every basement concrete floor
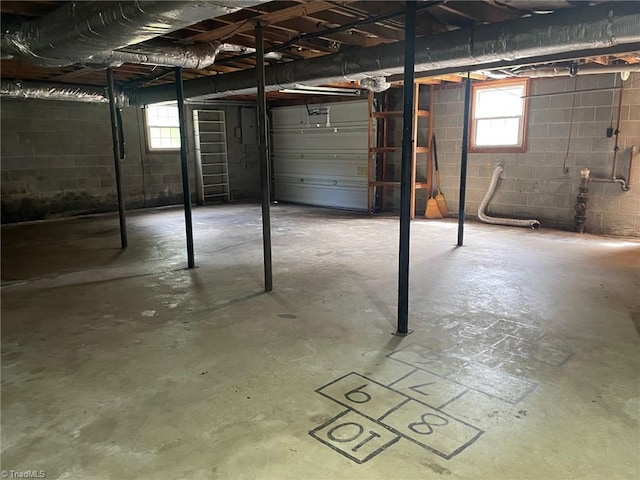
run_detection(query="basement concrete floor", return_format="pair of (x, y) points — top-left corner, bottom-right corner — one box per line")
(1, 204), (639, 480)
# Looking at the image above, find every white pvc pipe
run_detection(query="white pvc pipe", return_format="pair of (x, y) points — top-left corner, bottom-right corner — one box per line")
(478, 164), (541, 229)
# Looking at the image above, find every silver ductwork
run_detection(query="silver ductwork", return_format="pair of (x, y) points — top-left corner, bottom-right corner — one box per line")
(99, 41), (283, 69)
(1, 1), (267, 67)
(0, 80), (114, 103)
(359, 77), (391, 93)
(105, 40), (224, 69)
(128, 2), (640, 104)
(479, 165), (541, 229)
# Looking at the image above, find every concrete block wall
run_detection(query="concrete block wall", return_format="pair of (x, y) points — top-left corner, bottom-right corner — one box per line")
(210, 105), (260, 200)
(432, 73), (640, 236)
(0, 99), (261, 223)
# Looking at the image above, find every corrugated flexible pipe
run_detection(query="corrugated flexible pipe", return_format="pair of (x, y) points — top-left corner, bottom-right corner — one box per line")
(478, 164), (541, 229)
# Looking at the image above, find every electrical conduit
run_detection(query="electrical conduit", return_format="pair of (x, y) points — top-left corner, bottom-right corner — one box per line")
(478, 164), (541, 229)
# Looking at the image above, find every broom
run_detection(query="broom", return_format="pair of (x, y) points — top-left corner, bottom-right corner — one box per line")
(425, 135), (443, 219)
(432, 135), (448, 217)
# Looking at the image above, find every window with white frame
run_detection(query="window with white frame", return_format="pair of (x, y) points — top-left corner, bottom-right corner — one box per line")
(145, 103), (181, 150)
(470, 79), (529, 152)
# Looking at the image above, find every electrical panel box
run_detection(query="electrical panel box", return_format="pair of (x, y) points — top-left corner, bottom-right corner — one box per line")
(240, 107), (258, 145)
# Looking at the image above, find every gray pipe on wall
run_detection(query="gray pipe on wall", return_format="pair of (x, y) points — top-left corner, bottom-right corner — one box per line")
(128, 2), (640, 105)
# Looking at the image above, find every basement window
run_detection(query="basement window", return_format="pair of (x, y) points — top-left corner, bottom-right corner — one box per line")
(470, 79), (529, 153)
(145, 103), (181, 150)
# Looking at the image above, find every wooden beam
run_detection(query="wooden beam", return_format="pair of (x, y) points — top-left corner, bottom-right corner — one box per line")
(442, 75), (464, 83)
(183, 1), (339, 43)
(433, 73), (486, 82)
(46, 68), (103, 83)
(190, 16), (337, 54)
(437, 1), (517, 24)
(0, 1), (58, 17)
(409, 72), (487, 85)
(587, 56), (611, 66)
(613, 53), (640, 64)
(414, 78), (443, 85)
(265, 16), (390, 48)
(415, 9), (454, 35)
(215, 30), (331, 57)
(306, 8), (406, 41)
(344, 1), (437, 36)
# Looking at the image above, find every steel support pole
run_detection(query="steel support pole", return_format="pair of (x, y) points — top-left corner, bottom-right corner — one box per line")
(396, 0), (416, 336)
(457, 73), (472, 247)
(106, 68), (128, 249)
(175, 67), (195, 268)
(256, 22), (273, 292)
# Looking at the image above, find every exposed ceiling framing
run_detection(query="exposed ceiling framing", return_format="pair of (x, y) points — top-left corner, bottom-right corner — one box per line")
(1, 0), (639, 104)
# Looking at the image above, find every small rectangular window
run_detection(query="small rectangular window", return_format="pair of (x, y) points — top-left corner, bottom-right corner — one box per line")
(470, 79), (529, 153)
(145, 103), (181, 150)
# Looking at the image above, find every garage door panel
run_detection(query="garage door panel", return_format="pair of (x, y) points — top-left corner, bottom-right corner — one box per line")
(274, 155), (365, 177)
(272, 101), (369, 211)
(275, 180), (366, 211)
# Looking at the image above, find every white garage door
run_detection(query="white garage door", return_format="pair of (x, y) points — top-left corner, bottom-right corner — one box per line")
(272, 100), (369, 211)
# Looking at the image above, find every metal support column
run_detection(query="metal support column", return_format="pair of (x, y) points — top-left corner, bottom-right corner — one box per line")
(457, 73), (472, 247)
(106, 68), (127, 249)
(175, 67), (195, 269)
(395, 0), (416, 336)
(256, 22), (273, 292)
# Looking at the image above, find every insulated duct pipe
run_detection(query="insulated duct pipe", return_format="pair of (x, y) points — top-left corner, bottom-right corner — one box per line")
(0, 79), (115, 103)
(1, 1), (267, 67)
(103, 41), (223, 70)
(129, 2), (640, 104)
(102, 41), (283, 69)
(478, 165), (541, 229)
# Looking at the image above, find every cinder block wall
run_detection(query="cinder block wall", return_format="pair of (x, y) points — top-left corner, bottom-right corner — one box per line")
(209, 105), (260, 200)
(0, 99), (261, 223)
(432, 73), (640, 236)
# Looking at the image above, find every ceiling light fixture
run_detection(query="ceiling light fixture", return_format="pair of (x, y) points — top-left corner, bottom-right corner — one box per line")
(279, 85), (365, 96)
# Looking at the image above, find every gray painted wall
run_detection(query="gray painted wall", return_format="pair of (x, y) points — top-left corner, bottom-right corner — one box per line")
(431, 73), (640, 236)
(0, 99), (261, 223)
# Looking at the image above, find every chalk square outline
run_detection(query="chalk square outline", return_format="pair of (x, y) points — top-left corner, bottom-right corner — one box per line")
(308, 409), (402, 464)
(386, 344), (539, 405)
(385, 343), (459, 377)
(315, 372), (408, 420)
(388, 367), (470, 410)
(314, 372), (485, 459)
(376, 398), (483, 460)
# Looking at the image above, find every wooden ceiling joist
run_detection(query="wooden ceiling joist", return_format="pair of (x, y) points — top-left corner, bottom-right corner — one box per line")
(304, 9), (406, 42)
(0, 0), (638, 98)
(183, 1), (339, 43)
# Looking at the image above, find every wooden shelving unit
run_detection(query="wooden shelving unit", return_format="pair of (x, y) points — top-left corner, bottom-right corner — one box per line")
(367, 83), (434, 219)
